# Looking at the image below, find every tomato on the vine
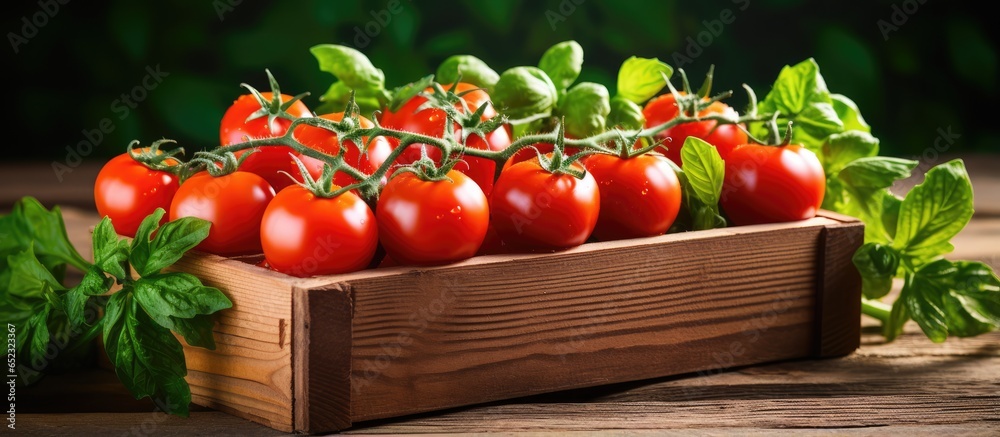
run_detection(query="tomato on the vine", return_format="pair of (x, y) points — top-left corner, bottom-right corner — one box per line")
(219, 92), (313, 192)
(293, 112), (393, 188)
(379, 82), (510, 196)
(169, 171), (275, 256)
(720, 144), (825, 226)
(491, 156), (600, 250)
(643, 91), (747, 164)
(583, 153), (682, 240)
(376, 170), (490, 265)
(260, 185), (377, 277)
(94, 151), (180, 237)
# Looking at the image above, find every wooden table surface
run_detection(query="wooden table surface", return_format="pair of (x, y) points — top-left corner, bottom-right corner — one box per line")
(6, 156), (1000, 436)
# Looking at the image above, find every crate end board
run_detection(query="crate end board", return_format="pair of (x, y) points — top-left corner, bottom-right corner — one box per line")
(180, 212), (864, 434)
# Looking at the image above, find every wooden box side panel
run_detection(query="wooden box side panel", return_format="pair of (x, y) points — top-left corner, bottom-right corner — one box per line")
(814, 212), (865, 357)
(343, 223), (829, 422)
(293, 285), (353, 433)
(172, 253), (298, 433)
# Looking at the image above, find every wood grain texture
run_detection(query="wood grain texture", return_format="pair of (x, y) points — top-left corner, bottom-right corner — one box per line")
(293, 284), (354, 433)
(170, 252), (300, 433)
(327, 220), (838, 422)
(814, 211), (865, 357)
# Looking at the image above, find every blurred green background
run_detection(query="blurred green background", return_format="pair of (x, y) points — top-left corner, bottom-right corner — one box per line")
(5, 0), (997, 163)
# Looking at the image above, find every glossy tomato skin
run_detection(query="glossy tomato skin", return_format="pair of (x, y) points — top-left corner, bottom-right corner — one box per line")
(220, 92), (313, 192)
(376, 171), (490, 266)
(260, 185), (377, 277)
(643, 92), (747, 165)
(491, 158), (600, 250)
(379, 83), (510, 196)
(720, 144), (825, 226)
(583, 154), (682, 240)
(94, 152), (180, 237)
(293, 112), (393, 188)
(169, 172), (275, 256)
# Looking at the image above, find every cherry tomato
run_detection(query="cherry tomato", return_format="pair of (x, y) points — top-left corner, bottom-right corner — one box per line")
(583, 153), (682, 240)
(293, 112), (393, 188)
(376, 170), (489, 266)
(720, 144), (825, 226)
(94, 151), (180, 237)
(643, 91), (747, 164)
(169, 171), (275, 256)
(380, 82), (510, 196)
(491, 157), (600, 250)
(260, 185), (377, 277)
(220, 92), (313, 192)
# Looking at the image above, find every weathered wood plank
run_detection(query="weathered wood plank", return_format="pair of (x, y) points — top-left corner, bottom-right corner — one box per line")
(292, 285), (354, 432)
(814, 211), (864, 357)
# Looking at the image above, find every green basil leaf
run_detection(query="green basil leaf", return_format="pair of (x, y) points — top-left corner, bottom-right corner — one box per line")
(672, 160), (727, 232)
(21, 306), (51, 361)
(129, 208), (166, 273)
(316, 80), (386, 118)
(0, 214), (19, 257)
(880, 191), (903, 242)
(892, 160), (974, 265)
(558, 82), (609, 138)
(135, 217), (211, 277)
(92, 217), (130, 280)
(831, 93), (871, 133)
(167, 314), (218, 350)
(680, 137), (724, 206)
(606, 96), (645, 130)
(852, 243), (900, 299)
(7, 247), (65, 299)
(757, 58), (843, 145)
(903, 259), (1000, 342)
(492, 66), (558, 120)
(838, 157), (917, 191)
(617, 56), (673, 104)
(821, 131), (880, 176)
(65, 266), (113, 329)
(436, 55), (499, 92)
(134, 272), (232, 324)
(310, 44), (386, 93)
(387, 75), (435, 113)
(9, 197), (89, 271)
(103, 291), (191, 416)
(538, 40), (584, 96)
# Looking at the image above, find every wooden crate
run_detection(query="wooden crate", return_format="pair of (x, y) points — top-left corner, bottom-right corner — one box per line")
(171, 211), (863, 433)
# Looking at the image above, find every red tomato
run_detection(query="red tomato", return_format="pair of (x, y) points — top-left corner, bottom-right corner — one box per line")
(643, 91), (747, 164)
(379, 82), (510, 196)
(220, 92), (313, 192)
(583, 153), (682, 240)
(169, 171), (275, 256)
(94, 152), (180, 237)
(491, 157), (600, 250)
(376, 170), (490, 265)
(260, 185), (377, 277)
(720, 144), (825, 226)
(293, 112), (393, 188)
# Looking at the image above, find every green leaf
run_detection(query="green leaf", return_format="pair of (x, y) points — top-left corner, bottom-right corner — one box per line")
(129, 208), (165, 274)
(902, 260), (1000, 342)
(92, 217), (130, 280)
(892, 160), (974, 265)
(316, 81), (385, 118)
(902, 270), (948, 343)
(671, 159), (727, 232)
(830, 94), (871, 133)
(436, 55), (499, 92)
(133, 272), (231, 349)
(65, 266), (113, 329)
(6, 197), (89, 271)
(821, 131), (880, 176)
(103, 291), (191, 416)
(387, 75), (435, 113)
(538, 40), (584, 96)
(134, 217), (211, 277)
(616, 56), (673, 104)
(558, 82), (609, 138)
(853, 243), (900, 299)
(492, 66), (558, 120)
(310, 44), (386, 93)
(839, 157), (918, 192)
(680, 137), (724, 206)
(606, 96), (645, 130)
(7, 247), (66, 299)
(758, 58), (843, 144)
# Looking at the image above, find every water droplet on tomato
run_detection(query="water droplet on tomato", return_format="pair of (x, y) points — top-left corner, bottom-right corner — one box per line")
(450, 206), (462, 214)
